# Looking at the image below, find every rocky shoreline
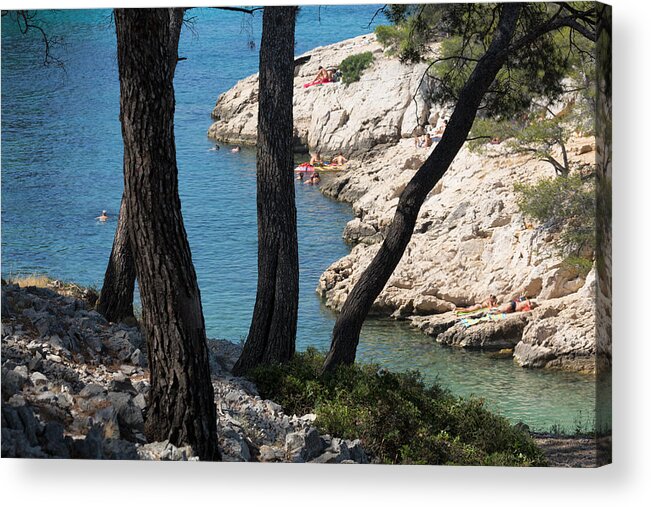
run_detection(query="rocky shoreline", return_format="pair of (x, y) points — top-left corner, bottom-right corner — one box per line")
(1, 281), (367, 463)
(209, 33), (609, 375)
(2, 281), (602, 466)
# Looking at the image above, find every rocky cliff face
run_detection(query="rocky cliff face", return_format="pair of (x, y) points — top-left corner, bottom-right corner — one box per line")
(208, 34), (605, 373)
(317, 138), (601, 372)
(208, 34), (436, 156)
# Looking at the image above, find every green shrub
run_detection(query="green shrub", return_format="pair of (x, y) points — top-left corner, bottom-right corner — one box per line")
(249, 349), (547, 466)
(514, 173), (595, 274)
(339, 52), (374, 85)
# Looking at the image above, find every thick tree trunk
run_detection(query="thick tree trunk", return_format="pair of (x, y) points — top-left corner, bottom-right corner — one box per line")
(233, 6), (298, 376)
(322, 4), (522, 373)
(114, 8), (219, 460)
(96, 192), (136, 324)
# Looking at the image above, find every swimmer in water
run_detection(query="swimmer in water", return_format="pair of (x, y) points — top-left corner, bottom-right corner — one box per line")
(96, 210), (109, 222)
(209, 145), (220, 151)
(231, 146), (241, 153)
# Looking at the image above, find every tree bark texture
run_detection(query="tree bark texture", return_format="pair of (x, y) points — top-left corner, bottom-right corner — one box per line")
(233, 6), (299, 376)
(96, 192), (136, 324)
(114, 8), (219, 460)
(322, 4), (522, 373)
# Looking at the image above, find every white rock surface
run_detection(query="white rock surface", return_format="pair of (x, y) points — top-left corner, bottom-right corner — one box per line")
(209, 34), (436, 156)
(208, 34), (606, 373)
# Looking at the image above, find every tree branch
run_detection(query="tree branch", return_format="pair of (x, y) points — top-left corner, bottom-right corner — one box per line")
(366, 5), (387, 29)
(3, 10), (64, 68)
(213, 6), (264, 15)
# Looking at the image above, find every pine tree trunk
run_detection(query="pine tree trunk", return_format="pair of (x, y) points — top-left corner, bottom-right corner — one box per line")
(322, 4), (522, 373)
(114, 8), (219, 460)
(233, 6), (298, 376)
(96, 192), (136, 324)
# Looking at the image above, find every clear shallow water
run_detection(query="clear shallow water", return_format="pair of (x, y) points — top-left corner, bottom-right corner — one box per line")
(1, 7), (606, 431)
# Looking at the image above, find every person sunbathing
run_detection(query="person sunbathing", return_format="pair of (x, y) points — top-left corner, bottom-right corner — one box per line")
(414, 133), (426, 148)
(430, 120), (447, 142)
(331, 152), (347, 165)
(454, 295), (497, 314)
(304, 66), (333, 88)
(492, 297), (537, 314)
(309, 151), (323, 166)
(315, 66), (330, 82)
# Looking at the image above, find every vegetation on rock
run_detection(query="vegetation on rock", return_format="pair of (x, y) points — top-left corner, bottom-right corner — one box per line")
(339, 51), (374, 85)
(250, 349), (546, 466)
(515, 173), (595, 275)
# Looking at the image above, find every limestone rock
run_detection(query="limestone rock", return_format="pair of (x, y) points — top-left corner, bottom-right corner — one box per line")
(313, 131), (599, 371)
(436, 315), (530, 350)
(514, 271), (597, 372)
(209, 34), (435, 156)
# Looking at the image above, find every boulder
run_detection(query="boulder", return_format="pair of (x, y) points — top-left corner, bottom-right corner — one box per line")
(436, 315), (529, 350)
(514, 284), (596, 372)
(285, 427), (324, 463)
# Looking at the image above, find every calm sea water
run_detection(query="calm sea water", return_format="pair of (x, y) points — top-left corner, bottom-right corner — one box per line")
(1, 7), (608, 431)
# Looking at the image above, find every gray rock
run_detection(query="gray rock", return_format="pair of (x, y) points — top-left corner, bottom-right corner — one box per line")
(109, 378), (137, 394)
(7, 394), (26, 407)
(83, 334), (103, 353)
(126, 330), (145, 350)
(30, 371), (48, 387)
(28, 351), (43, 371)
(13, 365), (29, 380)
(132, 393), (147, 411)
(436, 315), (529, 350)
(138, 440), (197, 461)
(130, 349), (146, 367)
(120, 364), (138, 376)
(107, 392), (144, 436)
(41, 421), (70, 458)
(2, 404), (42, 446)
(286, 427), (324, 462)
(258, 444), (283, 462)
(79, 383), (105, 398)
(71, 424), (105, 459)
(102, 438), (139, 460)
(220, 429), (252, 462)
(2, 369), (28, 398)
(1, 427), (47, 458)
(48, 334), (65, 350)
(346, 439), (369, 464)
(309, 451), (340, 464)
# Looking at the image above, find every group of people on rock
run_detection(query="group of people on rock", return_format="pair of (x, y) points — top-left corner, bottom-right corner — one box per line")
(454, 294), (537, 315)
(414, 120), (448, 149)
(309, 151), (348, 166)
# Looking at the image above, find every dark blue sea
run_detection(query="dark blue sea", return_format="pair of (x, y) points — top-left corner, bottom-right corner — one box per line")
(1, 6), (607, 431)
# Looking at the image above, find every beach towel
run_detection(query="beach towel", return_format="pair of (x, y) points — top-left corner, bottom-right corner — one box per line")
(303, 78), (332, 89)
(454, 307), (494, 317)
(459, 312), (508, 328)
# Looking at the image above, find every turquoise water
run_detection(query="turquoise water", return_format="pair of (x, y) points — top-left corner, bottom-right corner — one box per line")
(1, 7), (607, 431)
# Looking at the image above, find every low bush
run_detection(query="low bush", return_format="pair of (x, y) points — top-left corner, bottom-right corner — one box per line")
(249, 349), (546, 466)
(339, 52), (374, 85)
(514, 173), (595, 276)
